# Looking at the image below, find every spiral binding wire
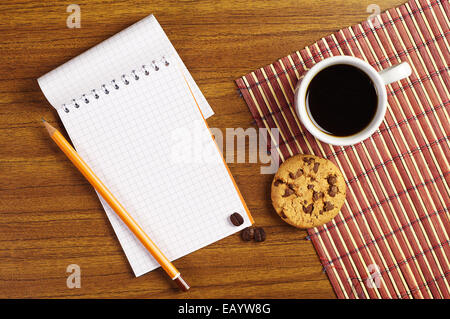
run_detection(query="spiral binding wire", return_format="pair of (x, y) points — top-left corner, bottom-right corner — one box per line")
(62, 56), (170, 113)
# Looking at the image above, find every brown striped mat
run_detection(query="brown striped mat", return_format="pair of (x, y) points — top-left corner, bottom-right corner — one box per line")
(236, 0), (449, 298)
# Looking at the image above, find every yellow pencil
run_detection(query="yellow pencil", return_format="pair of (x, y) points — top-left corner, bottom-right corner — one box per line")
(43, 119), (189, 292)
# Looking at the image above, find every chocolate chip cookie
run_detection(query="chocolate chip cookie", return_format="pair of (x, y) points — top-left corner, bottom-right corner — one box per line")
(271, 154), (346, 228)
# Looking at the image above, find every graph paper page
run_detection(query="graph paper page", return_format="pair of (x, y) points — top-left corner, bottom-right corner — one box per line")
(55, 59), (251, 277)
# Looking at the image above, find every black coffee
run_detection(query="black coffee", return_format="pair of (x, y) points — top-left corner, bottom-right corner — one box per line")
(306, 64), (378, 137)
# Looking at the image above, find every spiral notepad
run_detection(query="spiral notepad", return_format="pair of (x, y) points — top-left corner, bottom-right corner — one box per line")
(38, 15), (253, 277)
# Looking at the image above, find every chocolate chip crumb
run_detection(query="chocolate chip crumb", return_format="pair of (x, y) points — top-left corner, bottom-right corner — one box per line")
(307, 184), (314, 190)
(241, 227), (254, 241)
(303, 200), (307, 205)
(280, 210), (287, 219)
(303, 203), (314, 214)
(313, 162), (320, 173)
(289, 172), (295, 179)
(254, 227), (266, 242)
(313, 191), (320, 201)
(294, 168), (303, 178)
(303, 157), (314, 165)
(274, 179), (284, 186)
(327, 175), (337, 185)
(328, 185), (338, 197)
(283, 188), (295, 197)
(230, 212), (244, 226)
(323, 201), (334, 211)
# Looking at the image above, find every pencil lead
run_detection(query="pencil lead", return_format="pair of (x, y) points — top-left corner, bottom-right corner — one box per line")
(42, 117), (47, 123)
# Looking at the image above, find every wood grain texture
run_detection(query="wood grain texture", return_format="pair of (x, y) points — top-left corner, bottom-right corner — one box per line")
(0, 0), (406, 298)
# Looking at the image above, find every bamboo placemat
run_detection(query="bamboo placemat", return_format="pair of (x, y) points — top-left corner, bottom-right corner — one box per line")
(236, 0), (449, 298)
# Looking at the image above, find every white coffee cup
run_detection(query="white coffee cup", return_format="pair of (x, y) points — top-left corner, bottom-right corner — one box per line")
(294, 56), (412, 146)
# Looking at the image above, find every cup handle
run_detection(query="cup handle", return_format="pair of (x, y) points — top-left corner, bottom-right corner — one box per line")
(378, 62), (412, 85)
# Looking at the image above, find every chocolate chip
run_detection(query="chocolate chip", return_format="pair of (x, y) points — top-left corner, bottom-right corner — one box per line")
(241, 227), (254, 241)
(303, 203), (314, 214)
(312, 191), (320, 201)
(303, 157), (314, 165)
(274, 179), (284, 186)
(307, 184), (314, 189)
(289, 172), (295, 179)
(313, 162), (320, 173)
(230, 212), (244, 226)
(280, 210), (287, 218)
(310, 176), (316, 182)
(323, 201), (334, 211)
(328, 185), (338, 197)
(327, 175), (337, 185)
(254, 227), (266, 242)
(283, 188), (295, 197)
(319, 210), (323, 215)
(294, 168), (304, 178)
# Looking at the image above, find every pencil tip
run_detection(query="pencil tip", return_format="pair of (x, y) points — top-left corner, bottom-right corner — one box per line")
(174, 275), (190, 292)
(41, 118), (46, 123)
(42, 119), (56, 135)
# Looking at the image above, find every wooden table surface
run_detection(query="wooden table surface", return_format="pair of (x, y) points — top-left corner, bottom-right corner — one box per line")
(0, 0), (406, 298)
